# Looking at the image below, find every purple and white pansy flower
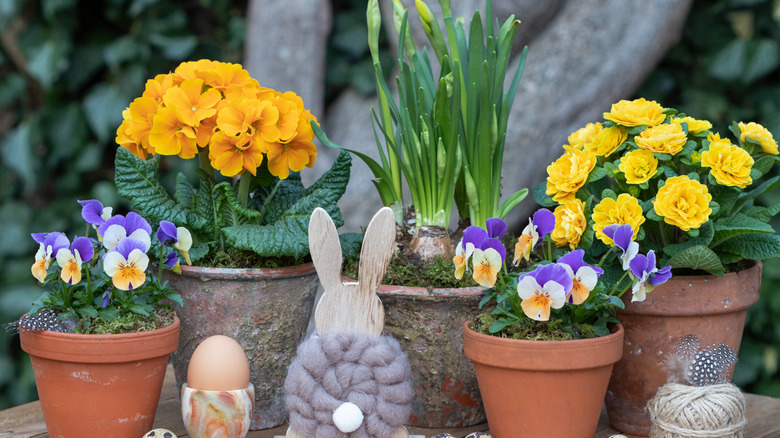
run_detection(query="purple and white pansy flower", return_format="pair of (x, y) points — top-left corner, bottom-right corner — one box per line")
(454, 218), (508, 287)
(55, 237), (95, 285)
(516, 263), (573, 321)
(157, 220), (193, 265)
(78, 199), (113, 227)
(98, 212), (152, 252)
(103, 237), (150, 291)
(602, 224), (639, 270)
(628, 249), (672, 302)
(558, 249), (604, 305)
(513, 208), (555, 265)
(31, 232), (70, 283)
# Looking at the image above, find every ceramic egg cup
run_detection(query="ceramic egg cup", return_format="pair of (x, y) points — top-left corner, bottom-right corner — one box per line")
(182, 383), (255, 438)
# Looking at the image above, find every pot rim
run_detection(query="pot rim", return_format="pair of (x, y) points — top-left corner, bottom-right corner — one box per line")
(376, 283), (486, 298)
(20, 315), (180, 363)
(463, 321), (624, 370)
(176, 262), (316, 280)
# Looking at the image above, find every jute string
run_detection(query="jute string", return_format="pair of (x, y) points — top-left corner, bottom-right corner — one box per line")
(648, 383), (746, 438)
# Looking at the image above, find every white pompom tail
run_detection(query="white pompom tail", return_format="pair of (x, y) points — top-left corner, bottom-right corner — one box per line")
(332, 402), (364, 433)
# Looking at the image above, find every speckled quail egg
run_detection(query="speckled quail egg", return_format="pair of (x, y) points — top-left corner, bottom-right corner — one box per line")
(465, 433), (493, 438)
(143, 429), (177, 438)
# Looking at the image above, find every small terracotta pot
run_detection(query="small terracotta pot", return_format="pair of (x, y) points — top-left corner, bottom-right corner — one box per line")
(165, 263), (318, 430)
(377, 284), (486, 428)
(20, 316), (180, 438)
(463, 322), (624, 438)
(605, 260), (762, 436)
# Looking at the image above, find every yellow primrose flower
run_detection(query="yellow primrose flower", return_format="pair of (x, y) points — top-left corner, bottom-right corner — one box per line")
(671, 116), (712, 134)
(592, 193), (645, 245)
(564, 123), (603, 151)
(162, 78), (222, 128)
(545, 149), (597, 203)
(653, 175), (712, 231)
(603, 98), (666, 127)
(584, 126), (627, 157)
(551, 199), (587, 250)
(619, 149), (658, 184)
(148, 105), (199, 159)
(266, 107), (318, 180)
(701, 143), (754, 188)
(141, 73), (175, 103)
(739, 121), (779, 155)
(635, 123), (687, 155)
(707, 132), (731, 145)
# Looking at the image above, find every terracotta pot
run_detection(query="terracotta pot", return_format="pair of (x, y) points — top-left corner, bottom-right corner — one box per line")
(463, 322), (624, 438)
(377, 284), (486, 427)
(164, 263), (318, 430)
(605, 260), (762, 436)
(19, 316), (180, 438)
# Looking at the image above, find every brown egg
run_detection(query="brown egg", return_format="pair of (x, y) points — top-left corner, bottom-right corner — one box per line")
(187, 335), (250, 390)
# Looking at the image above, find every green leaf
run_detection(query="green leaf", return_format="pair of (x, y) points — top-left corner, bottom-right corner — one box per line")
(716, 233), (780, 261)
(735, 175), (780, 212)
(175, 173), (195, 209)
(77, 306), (99, 319)
(496, 188), (528, 219)
(667, 245), (725, 275)
(741, 204), (780, 223)
(532, 181), (556, 207)
(586, 166), (609, 183)
(751, 155), (775, 179)
(83, 83), (128, 143)
(0, 122), (37, 194)
(114, 148), (207, 230)
(712, 213), (775, 246)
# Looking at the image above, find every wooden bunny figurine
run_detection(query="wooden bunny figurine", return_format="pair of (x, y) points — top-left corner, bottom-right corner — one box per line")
(285, 207), (412, 438)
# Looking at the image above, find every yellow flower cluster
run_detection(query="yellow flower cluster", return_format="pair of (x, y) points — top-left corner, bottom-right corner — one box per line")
(116, 60), (318, 179)
(543, 97), (779, 248)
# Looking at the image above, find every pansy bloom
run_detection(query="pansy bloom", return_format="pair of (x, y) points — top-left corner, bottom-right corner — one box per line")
(471, 238), (506, 288)
(453, 226), (488, 280)
(513, 209), (555, 265)
(31, 232), (70, 283)
(628, 250), (672, 302)
(103, 238), (150, 291)
(558, 250), (603, 305)
(602, 224), (638, 270)
(157, 220), (193, 265)
(98, 212), (152, 251)
(516, 263), (572, 321)
(55, 237), (95, 285)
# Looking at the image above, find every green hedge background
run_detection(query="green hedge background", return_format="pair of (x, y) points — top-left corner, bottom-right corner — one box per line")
(1, 0), (778, 409)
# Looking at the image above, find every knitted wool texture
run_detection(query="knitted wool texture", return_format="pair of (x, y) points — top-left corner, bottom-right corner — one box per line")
(284, 331), (413, 438)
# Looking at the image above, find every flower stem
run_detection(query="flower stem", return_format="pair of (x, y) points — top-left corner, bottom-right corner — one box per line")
(258, 178), (282, 224)
(598, 247), (616, 268)
(158, 245), (165, 283)
(610, 270), (631, 296)
(238, 172), (252, 208)
(198, 149), (213, 176)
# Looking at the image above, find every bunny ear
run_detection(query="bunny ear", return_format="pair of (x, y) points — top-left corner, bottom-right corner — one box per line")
(308, 207), (343, 294)
(356, 207), (396, 294)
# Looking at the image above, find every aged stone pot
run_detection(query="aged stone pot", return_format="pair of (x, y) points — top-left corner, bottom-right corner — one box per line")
(377, 284), (486, 428)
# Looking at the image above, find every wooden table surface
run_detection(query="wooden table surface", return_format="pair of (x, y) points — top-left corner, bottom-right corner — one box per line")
(2, 364), (779, 437)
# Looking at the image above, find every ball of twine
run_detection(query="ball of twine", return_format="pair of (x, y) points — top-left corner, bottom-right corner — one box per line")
(648, 383), (746, 438)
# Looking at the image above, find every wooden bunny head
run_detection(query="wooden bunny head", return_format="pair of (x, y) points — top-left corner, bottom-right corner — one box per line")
(308, 206), (395, 337)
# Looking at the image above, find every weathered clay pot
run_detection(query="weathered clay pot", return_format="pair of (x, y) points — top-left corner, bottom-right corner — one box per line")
(463, 322), (624, 438)
(20, 316), (180, 438)
(377, 284), (486, 428)
(165, 263), (318, 430)
(605, 260), (762, 436)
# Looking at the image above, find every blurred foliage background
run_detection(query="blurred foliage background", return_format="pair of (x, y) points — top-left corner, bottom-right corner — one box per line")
(1, 0), (779, 409)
